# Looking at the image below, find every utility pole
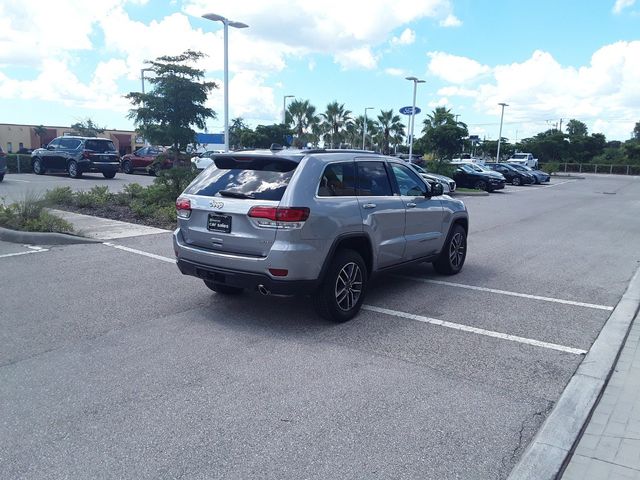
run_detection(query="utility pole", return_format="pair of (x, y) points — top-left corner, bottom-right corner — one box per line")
(558, 118), (563, 133)
(496, 103), (508, 162)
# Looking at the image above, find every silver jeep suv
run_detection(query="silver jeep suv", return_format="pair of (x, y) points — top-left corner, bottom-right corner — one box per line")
(173, 149), (469, 322)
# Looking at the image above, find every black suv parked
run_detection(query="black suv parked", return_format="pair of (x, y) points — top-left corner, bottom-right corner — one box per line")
(484, 162), (534, 186)
(31, 136), (120, 179)
(453, 163), (506, 192)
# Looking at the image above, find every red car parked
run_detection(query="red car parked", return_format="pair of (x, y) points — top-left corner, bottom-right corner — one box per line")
(121, 146), (168, 175)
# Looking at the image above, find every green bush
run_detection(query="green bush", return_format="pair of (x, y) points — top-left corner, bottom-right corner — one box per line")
(541, 162), (560, 174)
(44, 186), (74, 205)
(4, 154), (33, 173)
(74, 185), (112, 208)
(121, 182), (146, 199)
(153, 166), (199, 201)
(0, 195), (73, 233)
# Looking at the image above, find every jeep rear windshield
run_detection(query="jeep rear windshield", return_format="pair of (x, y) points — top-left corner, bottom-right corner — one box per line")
(85, 140), (117, 153)
(184, 156), (298, 201)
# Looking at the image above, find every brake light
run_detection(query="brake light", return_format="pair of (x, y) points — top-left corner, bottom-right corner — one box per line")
(248, 206), (309, 229)
(176, 197), (191, 219)
(269, 268), (288, 277)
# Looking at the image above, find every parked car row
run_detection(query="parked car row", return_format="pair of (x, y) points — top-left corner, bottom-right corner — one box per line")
(451, 162), (550, 192)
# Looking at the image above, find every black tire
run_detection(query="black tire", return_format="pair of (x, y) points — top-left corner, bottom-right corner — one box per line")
(512, 176), (521, 186)
(67, 160), (82, 178)
(203, 280), (243, 295)
(32, 158), (45, 175)
(102, 171), (116, 179)
(0, 174), (4, 182)
(314, 249), (367, 323)
(433, 224), (467, 275)
(122, 160), (133, 174)
(149, 168), (158, 176)
(474, 180), (487, 191)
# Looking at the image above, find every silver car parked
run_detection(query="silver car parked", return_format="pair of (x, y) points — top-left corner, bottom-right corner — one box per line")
(173, 149), (469, 322)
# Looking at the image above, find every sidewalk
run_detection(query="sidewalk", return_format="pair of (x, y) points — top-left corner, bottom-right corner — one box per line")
(562, 312), (640, 480)
(50, 209), (169, 240)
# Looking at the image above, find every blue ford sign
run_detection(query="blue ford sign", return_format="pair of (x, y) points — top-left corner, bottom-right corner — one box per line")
(399, 106), (421, 115)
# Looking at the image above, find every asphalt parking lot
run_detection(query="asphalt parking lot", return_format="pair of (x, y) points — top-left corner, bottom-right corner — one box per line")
(1, 174), (639, 479)
(0, 172), (156, 203)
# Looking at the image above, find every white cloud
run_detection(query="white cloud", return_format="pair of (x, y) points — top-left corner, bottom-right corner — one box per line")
(439, 14), (462, 27)
(334, 47), (378, 70)
(465, 41), (640, 139)
(428, 97), (450, 108)
(427, 52), (491, 83)
(184, 0), (459, 68)
(437, 86), (478, 97)
(613, 0), (636, 13)
(385, 68), (407, 77)
(391, 28), (416, 46)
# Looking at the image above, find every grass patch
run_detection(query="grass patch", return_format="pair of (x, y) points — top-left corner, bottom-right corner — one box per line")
(0, 193), (73, 233)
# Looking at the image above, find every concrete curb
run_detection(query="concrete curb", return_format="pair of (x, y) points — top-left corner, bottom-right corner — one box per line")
(507, 265), (640, 480)
(452, 190), (490, 197)
(0, 226), (100, 245)
(551, 174), (586, 179)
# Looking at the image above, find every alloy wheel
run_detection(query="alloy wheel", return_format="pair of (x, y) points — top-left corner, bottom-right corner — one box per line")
(449, 232), (466, 268)
(335, 262), (363, 312)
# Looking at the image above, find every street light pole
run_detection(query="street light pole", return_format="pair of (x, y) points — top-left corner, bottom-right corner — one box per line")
(140, 68), (153, 146)
(202, 13), (249, 153)
(496, 102), (508, 162)
(406, 76), (425, 160)
(363, 107), (374, 150)
(283, 95), (294, 125)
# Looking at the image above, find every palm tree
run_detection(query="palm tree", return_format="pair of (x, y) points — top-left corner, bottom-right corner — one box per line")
(287, 99), (319, 147)
(33, 125), (47, 147)
(321, 101), (352, 148)
(422, 106), (456, 132)
(377, 109), (404, 154)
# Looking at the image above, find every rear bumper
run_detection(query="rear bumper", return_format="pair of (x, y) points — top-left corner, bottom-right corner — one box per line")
(177, 257), (318, 295)
(79, 160), (120, 173)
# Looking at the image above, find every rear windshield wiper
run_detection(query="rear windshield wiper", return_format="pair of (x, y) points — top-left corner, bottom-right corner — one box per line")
(218, 190), (255, 199)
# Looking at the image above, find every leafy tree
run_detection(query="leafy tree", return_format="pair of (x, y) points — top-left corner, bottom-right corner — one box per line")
(126, 50), (217, 163)
(321, 101), (352, 148)
(565, 119), (588, 137)
(240, 124), (291, 149)
(70, 118), (106, 137)
(229, 117), (251, 149)
(633, 121), (640, 141)
(520, 130), (568, 162)
(376, 109), (404, 155)
(420, 108), (468, 162)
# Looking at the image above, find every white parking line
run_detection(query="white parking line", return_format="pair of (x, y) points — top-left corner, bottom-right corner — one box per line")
(0, 245), (49, 258)
(99, 242), (592, 355)
(538, 179), (576, 188)
(394, 275), (614, 311)
(363, 305), (587, 355)
(102, 242), (176, 264)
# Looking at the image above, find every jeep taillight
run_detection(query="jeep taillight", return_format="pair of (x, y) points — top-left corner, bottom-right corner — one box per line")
(176, 197), (191, 219)
(248, 206), (309, 229)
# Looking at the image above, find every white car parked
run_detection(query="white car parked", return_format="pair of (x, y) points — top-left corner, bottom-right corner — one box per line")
(191, 150), (225, 170)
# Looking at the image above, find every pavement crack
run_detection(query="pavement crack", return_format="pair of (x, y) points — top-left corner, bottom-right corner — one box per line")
(500, 400), (554, 476)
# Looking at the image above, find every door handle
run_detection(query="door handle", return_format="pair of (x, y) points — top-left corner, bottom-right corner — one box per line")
(362, 203), (377, 209)
(406, 202), (417, 208)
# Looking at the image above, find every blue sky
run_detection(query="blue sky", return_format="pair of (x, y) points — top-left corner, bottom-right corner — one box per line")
(1, 0), (639, 141)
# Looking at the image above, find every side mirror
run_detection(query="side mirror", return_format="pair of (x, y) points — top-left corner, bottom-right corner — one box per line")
(425, 181), (444, 197)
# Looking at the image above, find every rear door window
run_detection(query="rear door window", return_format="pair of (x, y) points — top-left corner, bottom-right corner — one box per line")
(318, 162), (356, 196)
(85, 140), (117, 152)
(185, 155), (298, 201)
(59, 138), (81, 150)
(356, 161), (393, 196)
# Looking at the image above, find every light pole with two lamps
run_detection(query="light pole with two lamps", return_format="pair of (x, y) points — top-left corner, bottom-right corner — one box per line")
(496, 102), (508, 162)
(202, 13), (248, 152)
(283, 95), (294, 125)
(405, 76), (425, 160)
(362, 107), (374, 150)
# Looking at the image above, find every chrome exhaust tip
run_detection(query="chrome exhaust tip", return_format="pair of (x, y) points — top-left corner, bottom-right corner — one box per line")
(257, 285), (270, 296)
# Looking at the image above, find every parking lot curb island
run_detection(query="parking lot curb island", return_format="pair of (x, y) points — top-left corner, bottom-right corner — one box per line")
(507, 264), (640, 480)
(0, 226), (100, 245)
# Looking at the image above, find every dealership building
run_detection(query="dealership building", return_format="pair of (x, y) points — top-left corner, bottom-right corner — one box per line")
(0, 123), (143, 155)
